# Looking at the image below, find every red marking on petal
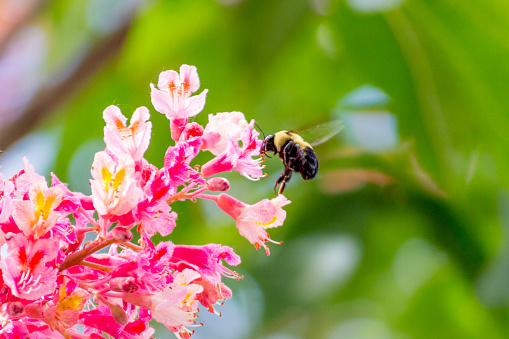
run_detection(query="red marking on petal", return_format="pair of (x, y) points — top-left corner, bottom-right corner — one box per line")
(114, 118), (125, 130)
(130, 121), (140, 133)
(18, 247), (28, 265)
(29, 250), (44, 270)
(183, 82), (190, 95)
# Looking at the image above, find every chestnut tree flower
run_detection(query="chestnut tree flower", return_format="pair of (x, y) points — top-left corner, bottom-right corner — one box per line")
(90, 151), (142, 218)
(12, 175), (64, 240)
(0, 233), (59, 300)
(201, 119), (264, 180)
(103, 105), (152, 163)
(201, 193), (291, 255)
(151, 64), (208, 141)
(201, 111), (249, 155)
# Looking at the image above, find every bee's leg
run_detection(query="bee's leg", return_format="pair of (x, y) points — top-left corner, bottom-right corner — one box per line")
(277, 181), (287, 195)
(275, 167), (293, 194)
(274, 172), (285, 194)
(273, 142), (300, 194)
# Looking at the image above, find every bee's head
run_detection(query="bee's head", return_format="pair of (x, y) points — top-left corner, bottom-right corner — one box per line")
(261, 134), (276, 154)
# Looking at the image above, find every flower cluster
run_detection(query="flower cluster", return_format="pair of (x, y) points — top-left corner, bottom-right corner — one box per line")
(0, 65), (290, 338)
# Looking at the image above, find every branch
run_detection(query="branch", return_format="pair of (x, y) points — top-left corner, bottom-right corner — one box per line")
(0, 22), (132, 150)
(0, 0), (47, 55)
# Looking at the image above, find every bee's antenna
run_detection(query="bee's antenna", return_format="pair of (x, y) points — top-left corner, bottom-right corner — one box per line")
(254, 122), (272, 158)
(254, 122), (266, 139)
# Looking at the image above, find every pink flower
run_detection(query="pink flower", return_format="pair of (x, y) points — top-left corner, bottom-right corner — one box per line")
(136, 167), (177, 237)
(202, 112), (249, 155)
(0, 233), (59, 300)
(195, 279), (232, 312)
(214, 194), (291, 255)
(164, 141), (205, 187)
(90, 152), (142, 218)
(201, 120), (264, 180)
(121, 269), (203, 337)
(154, 269), (203, 328)
(170, 244), (240, 282)
(138, 199), (177, 237)
(103, 105), (152, 162)
(170, 244), (240, 283)
(12, 174), (64, 239)
(25, 278), (89, 335)
(108, 241), (175, 292)
(170, 244), (240, 311)
(150, 65), (208, 141)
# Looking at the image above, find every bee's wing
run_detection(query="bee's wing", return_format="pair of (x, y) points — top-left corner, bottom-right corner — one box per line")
(295, 120), (344, 147)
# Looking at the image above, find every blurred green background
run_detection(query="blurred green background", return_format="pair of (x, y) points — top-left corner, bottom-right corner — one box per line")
(1, 0), (508, 338)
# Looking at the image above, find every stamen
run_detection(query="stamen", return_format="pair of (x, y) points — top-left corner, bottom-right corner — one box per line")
(19, 269), (29, 285)
(266, 237), (283, 245)
(31, 273), (43, 287)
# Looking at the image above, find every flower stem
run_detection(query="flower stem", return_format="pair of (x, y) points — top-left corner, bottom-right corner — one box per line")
(59, 237), (117, 272)
(193, 193), (218, 202)
(78, 207), (100, 230)
(81, 260), (113, 273)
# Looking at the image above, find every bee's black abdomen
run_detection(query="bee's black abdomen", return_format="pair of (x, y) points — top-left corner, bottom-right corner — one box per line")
(300, 147), (318, 180)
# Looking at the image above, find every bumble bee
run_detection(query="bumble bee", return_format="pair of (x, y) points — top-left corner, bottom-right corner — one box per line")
(261, 120), (344, 194)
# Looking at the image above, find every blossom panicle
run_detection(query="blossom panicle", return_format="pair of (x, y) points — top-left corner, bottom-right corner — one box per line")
(0, 65), (291, 338)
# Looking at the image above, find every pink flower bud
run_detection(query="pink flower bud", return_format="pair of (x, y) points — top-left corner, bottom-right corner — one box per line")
(4, 232), (15, 242)
(207, 177), (230, 192)
(110, 303), (128, 325)
(110, 277), (138, 293)
(180, 122), (204, 141)
(112, 227), (133, 242)
(7, 301), (24, 316)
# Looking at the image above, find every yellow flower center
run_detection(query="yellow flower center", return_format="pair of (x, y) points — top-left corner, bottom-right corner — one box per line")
(35, 191), (57, 221)
(256, 215), (277, 226)
(57, 286), (84, 311)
